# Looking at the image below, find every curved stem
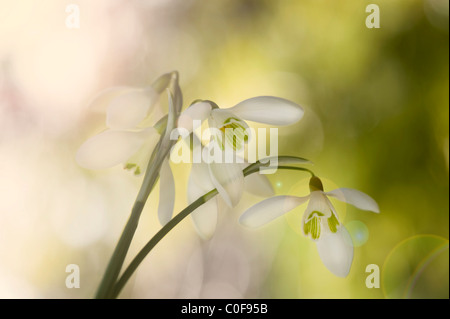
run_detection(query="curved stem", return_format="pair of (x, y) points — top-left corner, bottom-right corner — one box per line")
(276, 166), (315, 177)
(95, 81), (180, 299)
(95, 140), (164, 299)
(111, 189), (218, 298)
(111, 159), (314, 298)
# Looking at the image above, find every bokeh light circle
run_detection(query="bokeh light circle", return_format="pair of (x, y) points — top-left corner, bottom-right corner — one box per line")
(346, 220), (369, 247)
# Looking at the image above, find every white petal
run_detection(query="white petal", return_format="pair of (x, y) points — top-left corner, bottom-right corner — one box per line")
(190, 198), (218, 240)
(76, 129), (154, 170)
(177, 101), (212, 132)
(209, 109), (250, 151)
(158, 160), (175, 226)
(316, 226), (354, 277)
(106, 88), (159, 130)
(208, 162), (244, 207)
(87, 86), (135, 113)
(244, 171), (274, 197)
(239, 195), (309, 228)
(124, 128), (161, 175)
(229, 96), (304, 125)
(188, 173), (218, 240)
(209, 109), (247, 128)
(326, 188), (380, 213)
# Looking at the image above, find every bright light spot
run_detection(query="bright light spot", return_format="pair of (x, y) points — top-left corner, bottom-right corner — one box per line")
(346, 220), (369, 247)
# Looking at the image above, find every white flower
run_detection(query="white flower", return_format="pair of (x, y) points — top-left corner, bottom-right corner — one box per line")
(178, 96), (304, 209)
(179, 96), (304, 149)
(76, 87), (161, 174)
(239, 176), (379, 277)
(76, 71), (180, 226)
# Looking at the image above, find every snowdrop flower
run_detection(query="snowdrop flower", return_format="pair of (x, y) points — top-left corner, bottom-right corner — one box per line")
(239, 176), (379, 277)
(178, 96), (304, 210)
(76, 71), (181, 225)
(178, 96), (304, 150)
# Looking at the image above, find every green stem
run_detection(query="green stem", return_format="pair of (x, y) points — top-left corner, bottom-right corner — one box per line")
(94, 138), (168, 299)
(95, 86), (179, 299)
(111, 189), (218, 298)
(110, 158), (314, 298)
(276, 166), (315, 177)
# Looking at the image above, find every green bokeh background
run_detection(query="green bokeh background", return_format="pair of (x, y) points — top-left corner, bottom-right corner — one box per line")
(0, 0), (448, 298)
(174, 0), (449, 298)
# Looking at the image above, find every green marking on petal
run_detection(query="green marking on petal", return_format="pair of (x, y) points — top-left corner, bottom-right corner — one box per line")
(303, 211), (323, 240)
(307, 211), (325, 219)
(303, 220), (310, 236)
(124, 162), (141, 175)
(311, 216), (321, 240)
(219, 117), (249, 151)
(327, 212), (340, 233)
(212, 133), (225, 151)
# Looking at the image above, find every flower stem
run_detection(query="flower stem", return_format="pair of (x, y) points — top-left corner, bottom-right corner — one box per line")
(94, 140), (168, 299)
(110, 157), (314, 298)
(110, 189), (218, 298)
(276, 166), (315, 177)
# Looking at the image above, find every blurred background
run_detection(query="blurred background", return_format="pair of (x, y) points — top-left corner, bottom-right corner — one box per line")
(0, 0), (448, 298)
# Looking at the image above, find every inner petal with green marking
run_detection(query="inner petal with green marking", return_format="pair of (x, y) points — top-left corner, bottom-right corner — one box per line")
(303, 211), (324, 240)
(218, 117), (249, 151)
(327, 211), (340, 233)
(124, 163), (141, 175)
(123, 133), (160, 176)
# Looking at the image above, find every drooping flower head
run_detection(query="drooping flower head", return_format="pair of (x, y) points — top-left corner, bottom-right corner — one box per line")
(177, 96), (305, 239)
(76, 71), (181, 175)
(178, 96), (304, 152)
(239, 176), (379, 277)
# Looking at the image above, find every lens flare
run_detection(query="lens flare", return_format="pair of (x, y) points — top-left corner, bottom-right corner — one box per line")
(382, 235), (449, 299)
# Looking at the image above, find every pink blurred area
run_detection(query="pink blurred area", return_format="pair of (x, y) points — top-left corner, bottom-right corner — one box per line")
(0, 0), (188, 298)
(0, 0), (193, 136)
